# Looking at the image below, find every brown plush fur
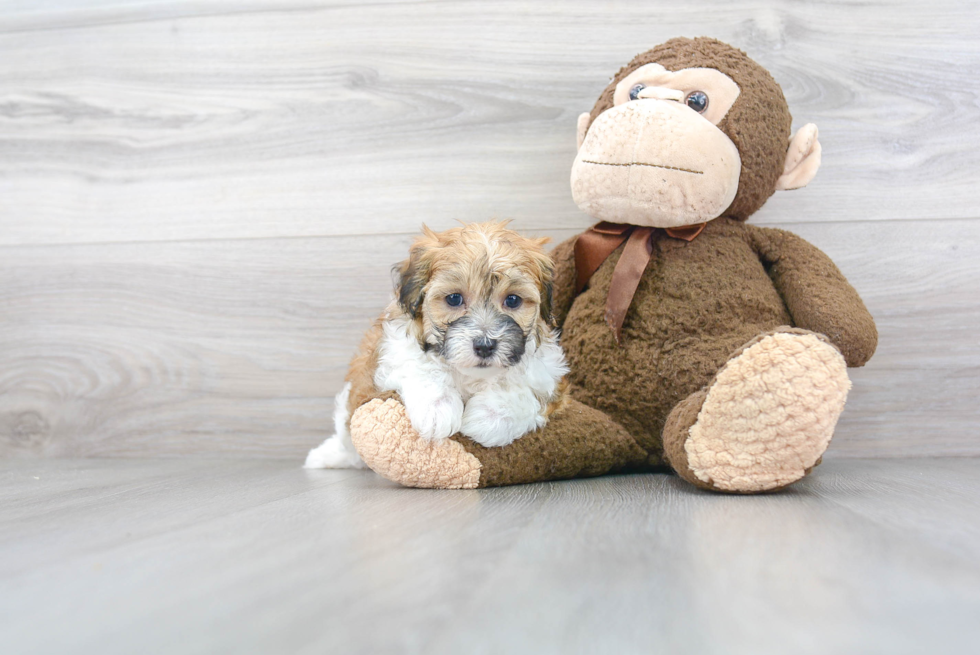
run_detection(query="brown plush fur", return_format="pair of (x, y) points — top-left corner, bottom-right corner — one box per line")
(661, 387), (713, 490)
(550, 218), (877, 461)
(454, 397), (648, 487)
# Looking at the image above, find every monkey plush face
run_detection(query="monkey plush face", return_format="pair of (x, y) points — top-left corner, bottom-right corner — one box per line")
(570, 38), (822, 227)
(572, 63), (743, 227)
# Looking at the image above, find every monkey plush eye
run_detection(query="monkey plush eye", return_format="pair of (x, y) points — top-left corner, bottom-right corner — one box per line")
(685, 90), (709, 113)
(504, 295), (523, 309)
(628, 84), (646, 101)
(446, 293), (464, 307)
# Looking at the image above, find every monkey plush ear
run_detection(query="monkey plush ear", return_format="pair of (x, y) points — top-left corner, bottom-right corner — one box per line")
(776, 124), (821, 191)
(576, 112), (591, 150)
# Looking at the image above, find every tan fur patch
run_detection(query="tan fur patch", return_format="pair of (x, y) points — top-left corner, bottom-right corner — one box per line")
(544, 378), (571, 417)
(395, 221), (555, 345)
(344, 317), (386, 419)
(350, 398), (482, 489)
(685, 332), (850, 492)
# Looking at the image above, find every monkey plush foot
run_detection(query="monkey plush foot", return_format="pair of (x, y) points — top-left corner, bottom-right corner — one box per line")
(663, 331), (850, 493)
(349, 398), (482, 489)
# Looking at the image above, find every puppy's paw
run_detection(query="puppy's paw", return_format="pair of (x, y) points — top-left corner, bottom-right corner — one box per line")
(461, 392), (544, 448)
(404, 387), (464, 440)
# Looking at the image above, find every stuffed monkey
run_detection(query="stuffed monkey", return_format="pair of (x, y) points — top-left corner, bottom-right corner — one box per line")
(348, 37), (877, 493)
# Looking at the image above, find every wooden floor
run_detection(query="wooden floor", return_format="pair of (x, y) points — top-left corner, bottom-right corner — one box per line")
(3, 457), (979, 655)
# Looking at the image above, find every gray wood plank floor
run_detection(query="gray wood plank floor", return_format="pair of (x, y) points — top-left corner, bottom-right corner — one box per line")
(3, 457), (979, 655)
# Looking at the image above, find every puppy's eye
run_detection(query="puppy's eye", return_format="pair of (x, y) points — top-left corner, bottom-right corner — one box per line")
(445, 293), (464, 307)
(503, 295), (522, 309)
(685, 90), (709, 113)
(628, 84), (646, 101)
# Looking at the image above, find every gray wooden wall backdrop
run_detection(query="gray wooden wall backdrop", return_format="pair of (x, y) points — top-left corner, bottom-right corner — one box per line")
(1, 0), (978, 459)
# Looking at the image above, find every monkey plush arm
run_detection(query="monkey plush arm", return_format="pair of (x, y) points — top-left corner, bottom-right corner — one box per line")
(549, 235), (580, 329)
(749, 225), (877, 367)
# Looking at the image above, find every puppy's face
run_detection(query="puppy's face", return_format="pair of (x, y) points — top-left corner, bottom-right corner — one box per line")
(395, 222), (554, 375)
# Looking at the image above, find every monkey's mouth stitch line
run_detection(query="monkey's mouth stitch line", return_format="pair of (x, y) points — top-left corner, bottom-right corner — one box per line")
(581, 160), (703, 175)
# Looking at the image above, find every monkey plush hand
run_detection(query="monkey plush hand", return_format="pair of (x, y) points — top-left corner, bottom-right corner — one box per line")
(349, 37), (877, 493)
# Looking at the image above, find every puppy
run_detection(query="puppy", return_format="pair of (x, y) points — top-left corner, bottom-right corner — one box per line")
(305, 221), (569, 469)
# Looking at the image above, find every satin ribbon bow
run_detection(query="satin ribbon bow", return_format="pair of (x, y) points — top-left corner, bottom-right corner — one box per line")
(574, 221), (707, 345)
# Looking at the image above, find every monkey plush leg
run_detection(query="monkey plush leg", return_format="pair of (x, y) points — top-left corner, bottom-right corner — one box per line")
(350, 397), (647, 489)
(349, 398), (482, 489)
(662, 330), (850, 493)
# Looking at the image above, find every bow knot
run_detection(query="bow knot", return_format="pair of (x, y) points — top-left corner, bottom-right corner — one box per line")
(573, 221), (706, 344)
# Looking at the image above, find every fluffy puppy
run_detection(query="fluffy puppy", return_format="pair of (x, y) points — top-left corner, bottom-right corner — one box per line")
(305, 221), (569, 469)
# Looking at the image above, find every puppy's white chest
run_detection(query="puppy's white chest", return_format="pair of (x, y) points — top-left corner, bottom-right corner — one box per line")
(373, 314), (566, 447)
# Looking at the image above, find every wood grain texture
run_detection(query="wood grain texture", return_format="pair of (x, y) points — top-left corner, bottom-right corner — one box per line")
(1, 220), (977, 459)
(0, 1), (978, 459)
(2, 458), (979, 655)
(0, 0), (979, 246)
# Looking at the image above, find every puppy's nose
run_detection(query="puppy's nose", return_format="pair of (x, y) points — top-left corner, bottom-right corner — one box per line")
(473, 338), (498, 359)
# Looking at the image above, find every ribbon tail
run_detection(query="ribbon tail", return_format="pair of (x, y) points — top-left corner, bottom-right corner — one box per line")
(605, 227), (653, 345)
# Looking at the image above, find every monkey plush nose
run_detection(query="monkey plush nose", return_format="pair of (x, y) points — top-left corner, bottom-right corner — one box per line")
(473, 338), (498, 359)
(635, 86), (685, 101)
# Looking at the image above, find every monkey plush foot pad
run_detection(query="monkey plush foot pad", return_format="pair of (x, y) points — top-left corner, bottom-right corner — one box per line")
(350, 398), (482, 489)
(685, 332), (850, 492)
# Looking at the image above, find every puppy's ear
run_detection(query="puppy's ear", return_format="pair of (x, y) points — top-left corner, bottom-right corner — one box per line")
(394, 226), (439, 318)
(540, 275), (555, 327)
(529, 247), (556, 327)
(393, 256), (424, 318)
